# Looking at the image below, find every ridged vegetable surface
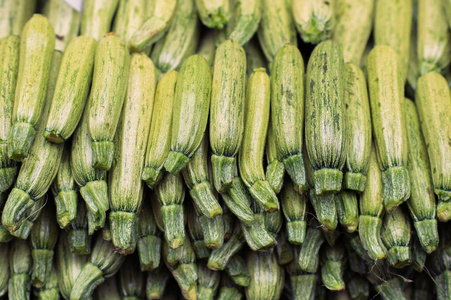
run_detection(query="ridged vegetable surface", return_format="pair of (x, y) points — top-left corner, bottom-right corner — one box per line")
(381, 207), (411, 268)
(196, 0), (231, 29)
(293, 0), (335, 44)
(246, 251), (284, 300)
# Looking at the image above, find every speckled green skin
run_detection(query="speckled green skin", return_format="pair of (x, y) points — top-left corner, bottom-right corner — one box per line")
(0, 0), (36, 38)
(8, 239), (32, 300)
(196, 0), (231, 29)
(321, 243), (346, 291)
(226, 0), (262, 46)
(265, 120), (285, 194)
(246, 251), (284, 300)
(81, 0), (119, 41)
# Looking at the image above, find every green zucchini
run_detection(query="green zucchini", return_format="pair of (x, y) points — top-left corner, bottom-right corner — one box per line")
(188, 206), (211, 259)
(280, 178), (307, 245)
(113, 0), (148, 45)
(109, 53), (157, 255)
(8, 14), (56, 161)
(196, 29), (216, 66)
(137, 199), (162, 271)
(415, 71), (451, 201)
(119, 256), (146, 299)
(81, 0), (119, 41)
(225, 0), (262, 46)
(445, 0), (451, 28)
(286, 246), (317, 300)
(0, 35), (20, 193)
(298, 222), (325, 273)
(95, 276), (121, 300)
(246, 251), (284, 300)
(366, 45), (410, 212)
(197, 261), (221, 299)
(208, 226), (244, 270)
(0, 0), (36, 38)
(37, 266), (58, 300)
(210, 39), (246, 193)
(225, 255), (250, 287)
(336, 191), (358, 233)
(271, 44), (307, 193)
(0, 243), (8, 297)
(44, 35), (97, 144)
(68, 200), (92, 255)
(9, 196), (45, 240)
(217, 274), (243, 300)
(239, 68), (279, 212)
(146, 267), (171, 300)
(244, 37), (267, 77)
(343, 63), (372, 192)
(241, 200), (276, 251)
(8, 239), (32, 300)
(305, 40), (346, 196)
(196, 0), (231, 29)
(265, 119), (285, 194)
(320, 243), (346, 291)
(293, 0), (335, 44)
(164, 55), (211, 174)
(89, 33), (130, 171)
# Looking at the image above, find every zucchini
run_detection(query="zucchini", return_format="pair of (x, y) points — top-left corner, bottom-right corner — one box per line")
(0, 243), (8, 297)
(343, 63), (372, 192)
(280, 178), (307, 244)
(44, 35), (97, 144)
(271, 44), (307, 193)
(225, 0), (262, 46)
(320, 243), (346, 291)
(246, 251), (284, 300)
(244, 37), (267, 77)
(10, 197), (45, 240)
(305, 40), (346, 196)
(293, 0), (335, 44)
(196, 0), (231, 29)
(37, 266), (58, 299)
(119, 256), (146, 299)
(333, 0), (374, 65)
(210, 39), (246, 193)
(222, 166), (254, 224)
(446, 0), (451, 28)
(146, 267), (171, 300)
(164, 55), (212, 174)
(241, 200), (276, 251)
(196, 29), (216, 66)
(8, 239), (32, 300)
(113, 0), (148, 45)
(275, 230), (294, 265)
(298, 221), (325, 273)
(286, 246), (317, 300)
(336, 191), (358, 233)
(415, 71), (451, 201)
(109, 53), (157, 255)
(89, 33), (130, 171)
(0, 0), (36, 38)
(239, 68), (279, 212)
(8, 14), (56, 161)
(0, 35), (20, 193)
(197, 261), (221, 299)
(95, 276), (121, 300)
(188, 206), (211, 259)
(68, 200), (92, 255)
(137, 198), (162, 271)
(265, 119), (285, 194)
(2, 51), (63, 233)
(366, 45), (410, 212)
(81, 0), (119, 41)
(225, 255), (250, 287)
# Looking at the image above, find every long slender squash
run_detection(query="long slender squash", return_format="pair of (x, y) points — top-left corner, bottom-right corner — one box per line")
(343, 63), (372, 192)
(305, 40), (346, 196)
(271, 44), (307, 193)
(164, 55), (211, 174)
(89, 33), (130, 171)
(2, 51), (63, 233)
(109, 53), (156, 255)
(44, 35), (96, 144)
(81, 0), (119, 41)
(366, 45), (410, 212)
(239, 68), (279, 212)
(0, 36), (20, 193)
(415, 72), (451, 201)
(265, 120), (285, 194)
(0, 0), (36, 38)
(210, 39), (246, 193)
(196, 0), (231, 29)
(293, 0), (335, 44)
(225, 0), (262, 46)
(8, 14), (55, 162)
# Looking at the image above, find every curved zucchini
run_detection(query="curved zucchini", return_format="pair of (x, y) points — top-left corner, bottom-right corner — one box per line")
(293, 0), (335, 44)
(225, 0), (262, 46)
(81, 0), (119, 41)
(298, 222), (325, 273)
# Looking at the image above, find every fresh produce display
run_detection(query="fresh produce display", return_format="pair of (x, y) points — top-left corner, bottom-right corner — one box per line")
(1, 0), (451, 299)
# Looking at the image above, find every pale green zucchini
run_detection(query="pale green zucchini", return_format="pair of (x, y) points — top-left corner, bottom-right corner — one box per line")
(164, 55), (211, 174)
(113, 0), (147, 45)
(374, 0), (412, 81)
(293, 0), (335, 44)
(343, 63), (372, 192)
(8, 14), (56, 162)
(280, 178), (307, 244)
(225, 0), (261, 46)
(404, 98), (438, 254)
(81, 0), (119, 41)
(241, 200), (276, 251)
(207, 226), (244, 270)
(89, 33), (130, 171)
(109, 53), (157, 255)
(246, 251), (284, 300)
(129, 0), (177, 52)
(305, 40), (346, 196)
(197, 207), (225, 249)
(366, 45), (410, 212)
(196, 30), (216, 66)
(320, 243), (346, 291)
(239, 68), (279, 212)
(336, 191), (358, 233)
(0, 0), (36, 38)
(0, 35), (20, 193)
(44, 0), (82, 51)
(271, 44), (307, 193)
(210, 39), (246, 193)
(188, 206), (211, 259)
(257, 0), (297, 62)
(142, 70), (177, 188)
(333, 0), (374, 65)
(265, 120), (285, 194)
(196, 0), (231, 29)
(417, 0), (451, 75)
(8, 239), (32, 300)
(407, 18), (419, 92)
(2, 51), (63, 233)
(67, 200), (92, 255)
(358, 145), (387, 261)
(415, 72), (451, 201)
(44, 35), (96, 144)
(151, 0), (200, 74)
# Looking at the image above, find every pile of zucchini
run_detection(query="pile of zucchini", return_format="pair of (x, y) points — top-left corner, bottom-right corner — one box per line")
(0, 0), (451, 299)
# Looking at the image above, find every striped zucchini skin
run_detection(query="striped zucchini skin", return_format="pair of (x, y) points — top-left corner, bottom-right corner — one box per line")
(333, 0), (374, 65)
(109, 53), (157, 255)
(137, 199), (162, 271)
(225, 255), (250, 286)
(0, 0), (36, 38)
(244, 37), (267, 77)
(164, 55), (212, 174)
(374, 0), (412, 81)
(8, 14), (56, 162)
(142, 71), (177, 188)
(320, 243), (346, 291)
(265, 119), (285, 194)
(280, 179), (307, 245)
(225, 0), (262, 46)
(9, 196), (45, 240)
(404, 98), (438, 254)
(113, 0), (147, 45)
(298, 223), (325, 273)
(151, 0), (200, 74)
(241, 201), (276, 251)
(81, 0), (119, 41)
(257, 0), (297, 62)
(89, 33), (130, 171)
(0, 244), (9, 297)
(246, 251), (284, 300)
(129, 0), (177, 52)
(44, 36), (97, 144)
(366, 45), (410, 212)
(343, 63), (372, 192)
(196, 0), (231, 29)
(286, 246), (317, 300)
(210, 39), (246, 193)
(293, 0), (335, 44)
(305, 40), (346, 196)
(417, 0), (451, 75)
(2, 51), (63, 233)
(415, 72), (451, 201)
(336, 191), (358, 233)
(146, 268), (171, 300)
(44, 0), (82, 52)
(271, 44), (307, 193)
(8, 239), (32, 300)
(239, 68), (279, 212)
(0, 35), (19, 193)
